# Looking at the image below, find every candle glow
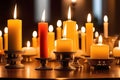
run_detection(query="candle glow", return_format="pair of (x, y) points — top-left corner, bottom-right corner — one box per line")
(95, 31), (99, 38)
(4, 27), (8, 34)
(14, 4), (17, 19)
(32, 31), (37, 38)
(68, 6), (71, 20)
(27, 41), (30, 48)
(98, 35), (102, 44)
(104, 15), (108, 23)
(57, 20), (62, 27)
(0, 31), (2, 37)
(76, 24), (78, 31)
(63, 25), (67, 38)
(49, 25), (54, 32)
(87, 13), (91, 22)
(41, 10), (45, 22)
(81, 26), (85, 33)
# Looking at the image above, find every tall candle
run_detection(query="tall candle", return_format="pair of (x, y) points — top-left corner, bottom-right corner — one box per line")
(48, 25), (55, 56)
(75, 24), (79, 50)
(32, 31), (37, 48)
(8, 4), (22, 51)
(0, 31), (3, 50)
(4, 27), (8, 51)
(113, 40), (120, 57)
(104, 15), (108, 38)
(38, 10), (48, 58)
(56, 20), (62, 39)
(86, 13), (93, 56)
(81, 26), (86, 53)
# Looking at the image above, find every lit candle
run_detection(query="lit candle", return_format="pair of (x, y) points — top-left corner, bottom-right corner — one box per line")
(94, 31), (99, 43)
(104, 15), (108, 38)
(38, 10), (48, 58)
(8, 4), (22, 51)
(90, 35), (109, 59)
(0, 31), (3, 50)
(4, 27), (8, 51)
(75, 24), (79, 50)
(63, 6), (76, 51)
(48, 25), (55, 56)
(81, 26), (86, 53)
(113, 40), (120, 57)
(32, 31), (37, 48)
(86, 13), (93, 56)
(56, 20), (62, 39)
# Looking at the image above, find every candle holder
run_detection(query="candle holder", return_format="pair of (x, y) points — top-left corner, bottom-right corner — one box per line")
(54, 52), (76, 71)
(22, 54), (36, 62)
(114, 57), (120, 65)
(35, 58), (52, 70)
(71, 57), (83, 68)
(86, 57), (114, 70)
(0, 54), (5, 63)
(5, 51), (24, 69)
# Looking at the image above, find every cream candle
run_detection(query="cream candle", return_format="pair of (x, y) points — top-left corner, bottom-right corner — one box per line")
(8, 4), (22, 51)
(4, 27), (8, 51)
(32, 31), (37, 48)
(90, 35), (109, 59)
(56, 20), (62, 39)
(104, 15), (108, 38)
(0, 31), (3, 50)
(113, 40), (120, 57)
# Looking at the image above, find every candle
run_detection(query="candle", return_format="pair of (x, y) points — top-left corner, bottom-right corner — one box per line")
(4, 27), (8, 51)
(0, 31), (3, 50)
(75, 24), (79, 50)
(48, 25), (55, 56)
(104, 15), (108, 38)
(86, 13), (93, 56)
(94, 31), (99, 43)
(56, 20), (62, 39)
(32, 31), (37, 48)
(38, 10), (48, 58)
(63, 6), (76, 51)
(56, 25), (73, 52)
(22, 41), (36, 55)
(90, 35), (109, 59)
(81, 26), (86, 53)
(113, 40), (120, 57)
(8, 4), (22, 51)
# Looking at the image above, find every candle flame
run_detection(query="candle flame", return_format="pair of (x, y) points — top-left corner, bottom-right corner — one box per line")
(119, 40), (120, 47)
(87, 13), (91, 22)
(93, 27), (95, 32)
(104, 15), (108, 22)
(57, 20), (62, 27)
(63, 25), (67, 38)
(41, 9), (45, 22)
(95, 31), (99, 38)
(71, 0), (77, 3)
(98, 35), (102, 44)
(32, 31), (37, 38)
(81, 26), (85, 33)
(27, 41), (30, 47)
(4, 27), (8, 34)
(0, 30), (2, 37)
(49, 25), (54, 32)
(14, 4), (17, 19)
(76, 24), (78, 31)
(68, 6), (71, 20)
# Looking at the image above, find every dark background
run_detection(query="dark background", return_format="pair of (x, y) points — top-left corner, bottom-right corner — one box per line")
(0, 0), (119, 47)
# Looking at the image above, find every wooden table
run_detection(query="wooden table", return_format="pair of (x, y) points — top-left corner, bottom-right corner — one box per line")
(0, 58), (120, 80)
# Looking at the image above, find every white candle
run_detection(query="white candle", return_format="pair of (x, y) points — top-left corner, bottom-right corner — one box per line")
(4, 27), (8, 50)
(104, 15), (108, 38)
(113, 40), (120, 57)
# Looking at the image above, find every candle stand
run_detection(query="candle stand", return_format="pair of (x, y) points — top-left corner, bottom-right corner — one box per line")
(5, 51), (24, 69)
(54, 52), (76, 71)
(114, 57), (120, 65)
(71, 57), (83, 68)
(22, 54), (36, 62)
(35, 58), (52, 70)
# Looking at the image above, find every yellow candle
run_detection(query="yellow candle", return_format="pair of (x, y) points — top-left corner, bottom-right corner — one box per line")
(63, 6), (76, 52)
(75, 24), (79, 50)
(81, 26), (86, 53)
(113, 40), (120, 57)
(56, 20), (62, 39)
(8, 4), (22, 51)
(86, 13), (93, 56)
(48, 25), (55, 56)
(32, 31), (37, 48)
(90, 35), (109, 59)
(0, 31), (3, 50)
(4, 27), (8, 51)
(104, 15), (108, 38)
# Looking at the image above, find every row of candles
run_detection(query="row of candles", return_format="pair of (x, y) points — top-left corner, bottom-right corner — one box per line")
(0, 4), (120, 60)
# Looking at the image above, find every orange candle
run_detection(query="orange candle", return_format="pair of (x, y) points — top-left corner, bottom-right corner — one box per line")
(75, 24), (79, 50)
(32, 31), (37, 48)
(38, 10), (48, 58)
(56, 20), (62, 39)
(113, 40), (120, 57)
(4, 27), (8, 51)
(104, 15), (108, 38)
(0, 31), (3, 50)
(8, 4), (22, 51)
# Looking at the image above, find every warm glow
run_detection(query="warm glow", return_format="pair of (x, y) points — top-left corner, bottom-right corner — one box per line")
(104, 15), (108, 22)
(93, 27), (95, 32)
(49, 25), (54, 32)
(41, 9), (45, 22)
(32, 31), (37, 38)
(119, 40), (120, 48)
(0, 31), (2, 37)
(95, 31), (99, 38)
(14, 4), (17, 19)
(87, 13), (91, 22)
(81, 26), (85, 33)
(57, 20), (62, 27)
(27, 41), (30, 47)
(63, 25), (67, 38)
(76, 24), (78, 31)
(71, 0), (77, 3)
(98, 35), (102, 44)
(4, 27), (8, 34)
(68, 6), (71, 20)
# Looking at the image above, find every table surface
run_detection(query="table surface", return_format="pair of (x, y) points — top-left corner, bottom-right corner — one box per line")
(0, 57), (120, 80)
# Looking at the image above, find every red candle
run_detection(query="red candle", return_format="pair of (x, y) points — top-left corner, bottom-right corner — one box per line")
(38, 10), (48, 58)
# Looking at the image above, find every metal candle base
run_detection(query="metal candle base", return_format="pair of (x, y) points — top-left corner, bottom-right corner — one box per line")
(5, 51), (24, 69)
(22, 54), (36, 62)
(35, 58), (52, 70)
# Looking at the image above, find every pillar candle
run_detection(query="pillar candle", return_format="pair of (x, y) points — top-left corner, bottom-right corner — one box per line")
(75, 24), (79, 50)
(81, 26), (86, 53)
(4, 27), (8, 51)
(8, 4), (22, 51)
(56, 20), (62, 39)
(0, 31), (3, 50)
(104, 15), (108, 38)
(113, 40), (120, 57)
(90, 35), (109, 59)
(38, 10), (48, 58)
(48, 25), (55, 56)
(32, 31), (38, 48)
(86, 13), (93, 56)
